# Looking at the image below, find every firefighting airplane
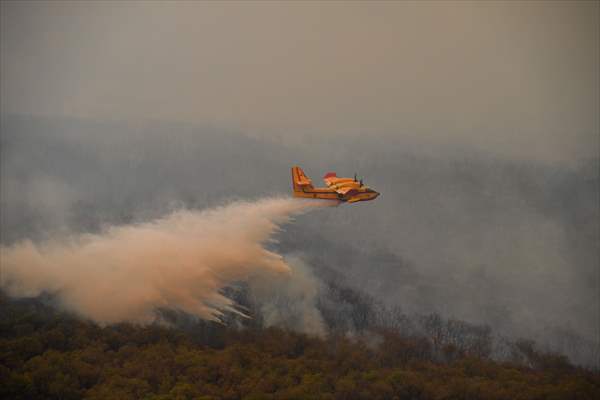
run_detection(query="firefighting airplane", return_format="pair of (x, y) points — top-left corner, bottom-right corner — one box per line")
(291, 166), (380, 203)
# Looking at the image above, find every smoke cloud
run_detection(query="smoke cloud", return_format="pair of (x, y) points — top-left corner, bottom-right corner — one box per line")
(248, 255), (327, 337)
(0, 197), (330, 325)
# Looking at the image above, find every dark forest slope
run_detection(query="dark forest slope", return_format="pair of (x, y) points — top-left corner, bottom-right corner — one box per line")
(1, 295), (599, 400)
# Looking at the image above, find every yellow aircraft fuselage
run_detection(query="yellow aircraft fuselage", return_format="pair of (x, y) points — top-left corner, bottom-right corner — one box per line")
(291, 166), (380, 203)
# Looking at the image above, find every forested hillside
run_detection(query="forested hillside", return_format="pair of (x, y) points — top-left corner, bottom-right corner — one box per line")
(1, 293), (598, 400)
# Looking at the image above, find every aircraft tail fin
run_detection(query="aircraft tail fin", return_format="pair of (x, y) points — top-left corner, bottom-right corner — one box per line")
(291, 166), (314, 194)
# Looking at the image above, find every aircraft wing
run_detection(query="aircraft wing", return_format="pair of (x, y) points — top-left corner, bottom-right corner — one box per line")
(323, 172), (355, 187)
(323, 172), (338, 187)
(334, 187), (359, 196)
(323, 172), (360, 196)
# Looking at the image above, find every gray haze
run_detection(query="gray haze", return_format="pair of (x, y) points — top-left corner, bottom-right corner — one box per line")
(0, 1), (598, 365)
(1, 1), (598, 163)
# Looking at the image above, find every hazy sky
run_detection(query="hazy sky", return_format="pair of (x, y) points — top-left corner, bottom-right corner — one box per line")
(1, 1), (598, 162)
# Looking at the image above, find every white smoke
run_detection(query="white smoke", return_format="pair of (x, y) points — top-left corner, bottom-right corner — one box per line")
(0, 197), (331, 326)
(248, 255), (327, 337)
